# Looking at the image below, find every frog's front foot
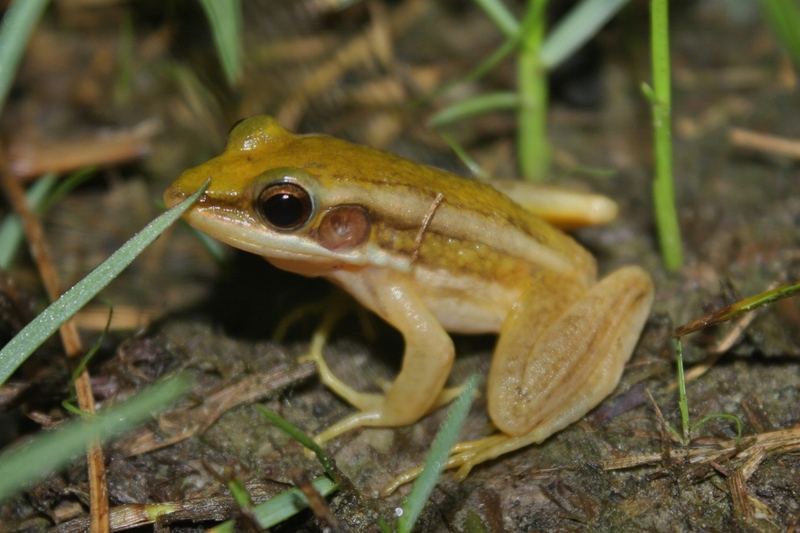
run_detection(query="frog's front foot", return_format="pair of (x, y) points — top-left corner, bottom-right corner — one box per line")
(311, 381), (467, 449)
(302, 336), (385, 413)
(306, 342), (455, 446)
(312, 409), (384, 446)
(302, 272), (458, 449)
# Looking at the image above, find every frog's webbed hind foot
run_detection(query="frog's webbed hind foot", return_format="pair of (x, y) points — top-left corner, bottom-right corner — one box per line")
(380, 433), (537, 496)
(381, 406), (604, 496)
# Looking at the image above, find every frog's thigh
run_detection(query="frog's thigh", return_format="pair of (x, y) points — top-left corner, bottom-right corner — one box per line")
(488, 265), (653, 438)
(359, 269), (456, 427)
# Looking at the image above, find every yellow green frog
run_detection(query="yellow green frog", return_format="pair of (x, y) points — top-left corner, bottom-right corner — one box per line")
(165, 115), (653, 486)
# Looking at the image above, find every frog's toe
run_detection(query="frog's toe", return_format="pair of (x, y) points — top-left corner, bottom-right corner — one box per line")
(375, 377), (393, 394)
(305, 337), (385, 410)
(380, 435), (508, 495)
(380, 446), (479, 496)
(381, 465), (424, 496)
(314, 409), (384, 445)
(273, 301), (325, 343)
(433, 383), (474, 411)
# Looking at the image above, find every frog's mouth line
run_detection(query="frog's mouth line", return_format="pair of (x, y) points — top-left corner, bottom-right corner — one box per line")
(175, 196), (375, 269)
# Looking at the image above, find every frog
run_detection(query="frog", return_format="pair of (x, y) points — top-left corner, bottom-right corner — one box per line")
(164, 115), (654, 487)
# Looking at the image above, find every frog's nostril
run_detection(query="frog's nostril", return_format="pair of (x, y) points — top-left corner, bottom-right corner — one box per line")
(163, 184), (186, 209)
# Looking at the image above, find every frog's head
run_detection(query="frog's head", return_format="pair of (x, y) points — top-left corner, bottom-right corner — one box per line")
(164, 116), (384, 274)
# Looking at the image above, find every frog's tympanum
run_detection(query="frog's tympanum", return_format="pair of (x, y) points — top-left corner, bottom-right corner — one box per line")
(165, 115), (653, 485)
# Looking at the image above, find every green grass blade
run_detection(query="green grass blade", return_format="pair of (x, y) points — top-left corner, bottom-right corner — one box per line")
(674, 338), (689, 444)
(376, 517), (394, 533)
(428, 91), (519, 128)
(398, 374), (478, 533)
(254, 404), (339, 482)
(209, 476), (337, 532)
(188, 224), (228, 263)
(516, 0), (550, 181)
(197, 0), (243, 85)
(760, 0), (800, 67)
(0, 375), (189, 502)
(722, 282), (800, 318)
(61, 302), (113, 416)
(155, 199), (228, 264)
(541, 0), (629, 68)
(439, 132), (491, 180)
(225, 478), (254, 510)
(648, 0), (684, 270)
(471, 0), (520, 37)
(0, 168), (97, 271)
(0, 174), (57, 271)
(39, 167), (98, 214)
(690, 413), (743, 443)
(0, 181), (208, 386)
(463, 35), (520, 84)
(0, 0), (50, 114)
(673, 282), (800, 337)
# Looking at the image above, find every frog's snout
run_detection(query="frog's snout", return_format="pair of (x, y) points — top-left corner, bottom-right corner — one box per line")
(164, 168), (206, 209)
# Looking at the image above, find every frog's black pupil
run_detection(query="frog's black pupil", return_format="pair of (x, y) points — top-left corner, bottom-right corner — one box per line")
(259, 182), (312, 229)
(265, 193), (303, 226)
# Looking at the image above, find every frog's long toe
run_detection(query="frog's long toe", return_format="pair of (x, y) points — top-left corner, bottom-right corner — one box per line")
(380, 434), (508, 496)
(314, 409), (383, 445)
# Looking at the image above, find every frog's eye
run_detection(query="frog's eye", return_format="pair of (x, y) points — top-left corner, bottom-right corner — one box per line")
(257, 182), (313, 230)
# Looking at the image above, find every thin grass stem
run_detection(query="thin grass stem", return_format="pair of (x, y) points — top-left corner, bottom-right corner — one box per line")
(648, 0), (684, 270)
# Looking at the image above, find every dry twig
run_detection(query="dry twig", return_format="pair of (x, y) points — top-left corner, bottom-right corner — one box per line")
(729, 127), (800, 160)
(0, 153), (109, 531)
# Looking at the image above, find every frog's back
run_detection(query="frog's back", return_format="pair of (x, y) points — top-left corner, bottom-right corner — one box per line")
(219, 116), (597, 286)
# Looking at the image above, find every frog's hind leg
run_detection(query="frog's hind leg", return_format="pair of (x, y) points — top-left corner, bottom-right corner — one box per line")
(383, 266), (653, 494)
(488, 265), (653, 439)
(471, 265), (652, 475)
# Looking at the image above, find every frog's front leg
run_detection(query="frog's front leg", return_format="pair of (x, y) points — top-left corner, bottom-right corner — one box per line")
(312, 268), (455, 445)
